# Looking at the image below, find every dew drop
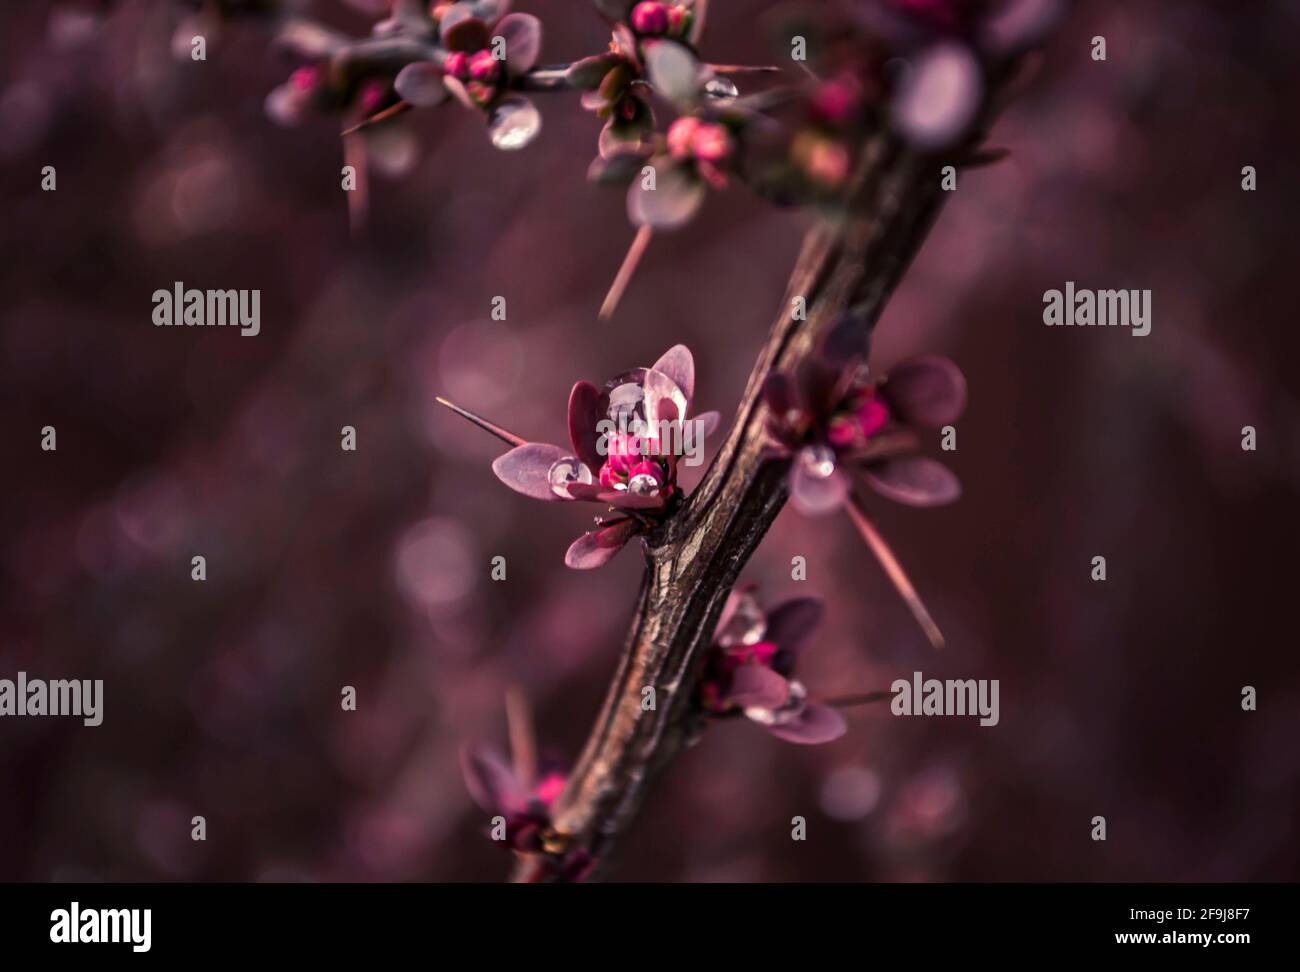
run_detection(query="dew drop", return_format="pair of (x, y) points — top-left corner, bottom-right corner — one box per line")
(798, 443), (837, 479)
(717, 590), (766, 647)
(488, 96), (542, 150)
(628, 472), (662, 496)
(704, 76), (739, 100)
(546, 456), (592, 498)
(745, 680), (807, 726)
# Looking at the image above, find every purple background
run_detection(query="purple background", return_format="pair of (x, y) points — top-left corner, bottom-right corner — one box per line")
(1, 0), (1297, 881)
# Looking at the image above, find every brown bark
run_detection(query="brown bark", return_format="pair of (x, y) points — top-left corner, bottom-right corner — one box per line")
(514, 133), (950, 881)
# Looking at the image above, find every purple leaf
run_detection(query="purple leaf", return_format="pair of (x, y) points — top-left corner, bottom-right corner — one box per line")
(589, 147), (652, 184)
(643, 39), (701, 104)
(491, 442), (570, 501)
(566, 54), (620, 90)
(460, 744), (525, 814)
(714, 583), (759, 642)
(763, 597), (824, 664)
(641, 364), (689, 429)
(892, 41), (982, 149)
(441, 9), (490, 51)
(599, 117), (643, 159)
(725, 665), (791, 710)
(789, 461), (849, 516)
(601, 490), (666, 510)
(627, 160), (706, 229)
(694, 410), (721, 437)
(264, 84), (303, 127)
(565, 486), (663, 510)
(394, 62), (448, 108)
(980, 0), (1066, 57)
(882, 355), (967, 428)
(563, 483), (663, 510)
(469, 0), (512, 19)
(766, 703), (847, 745)
(272, 20), (349, 58)
(862, 456), (961, 507)
(612, 23), (639, 61)
(597, 97), (653, 159)
(763, 372), (797, 416)
(568, 381), (604, 472)
(495, 13), (541, 76)
(442, 74), (477, 111)
(795, 355), (842, 419)
(651, 345), (695, 404)
(564, 521), (636, 569)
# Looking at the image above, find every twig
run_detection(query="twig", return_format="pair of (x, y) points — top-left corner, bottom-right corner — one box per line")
(512, 123), (955, 881)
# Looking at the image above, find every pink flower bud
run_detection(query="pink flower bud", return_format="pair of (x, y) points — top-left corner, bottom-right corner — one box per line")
(358, 80), (388, 114)
(893, 0), (961, 31)
(690, 122), (732, 164)
(443, 51), (470, 80)
(465, 80), (495, 106)
(666, 5), (688, 36)
(827, 415), (860, 448)
(724, 640), (778, 671)
(811, 79), (860, 126)
(534, 772), (566, 807)
(289, 65), (321, 95)
(628, 460), (666, 485)
(667, 116), (701, 160)
(469, 49), (501, 83)
(855, 393), (889, 439)
(630, 1), (670, 36)
(797, 134), (850, 188)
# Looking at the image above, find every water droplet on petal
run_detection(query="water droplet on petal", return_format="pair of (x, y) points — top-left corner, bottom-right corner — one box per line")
(798, 443), (837, 479)
(704, 76), (739, 100)
(717, 590), (766, 647)
(745, 680), (807, 726)
(547, 456), (593, 497)
(601, 367), (688, 443)
(488, 96), (541, 150)
(628, 472), (662, 496)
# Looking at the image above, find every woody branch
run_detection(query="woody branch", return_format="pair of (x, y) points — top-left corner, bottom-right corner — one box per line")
(512, 124), (960, 881)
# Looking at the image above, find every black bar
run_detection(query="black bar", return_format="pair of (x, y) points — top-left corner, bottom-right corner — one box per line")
(0, 882), (1289, 958)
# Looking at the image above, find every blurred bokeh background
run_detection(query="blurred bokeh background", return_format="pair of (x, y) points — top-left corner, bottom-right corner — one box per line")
(2, 0), (1298, 882)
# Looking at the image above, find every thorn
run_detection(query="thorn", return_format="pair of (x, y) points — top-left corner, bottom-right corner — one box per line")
(340, 100), (412, 137)
(845, 494), (945, 651)
(960, 147), (1011, 169)
(343, 133), (368, 234)
(505, 687), (537, 792)
(823, 690), (893, 709)
(707, 64), (782, 75)
(600, 225), (654, 321)
(435, 396), (527, 447)
(796, 61), (822, 83)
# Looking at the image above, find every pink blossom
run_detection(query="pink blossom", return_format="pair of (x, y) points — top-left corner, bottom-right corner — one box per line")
(630, 1), (671, 36)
